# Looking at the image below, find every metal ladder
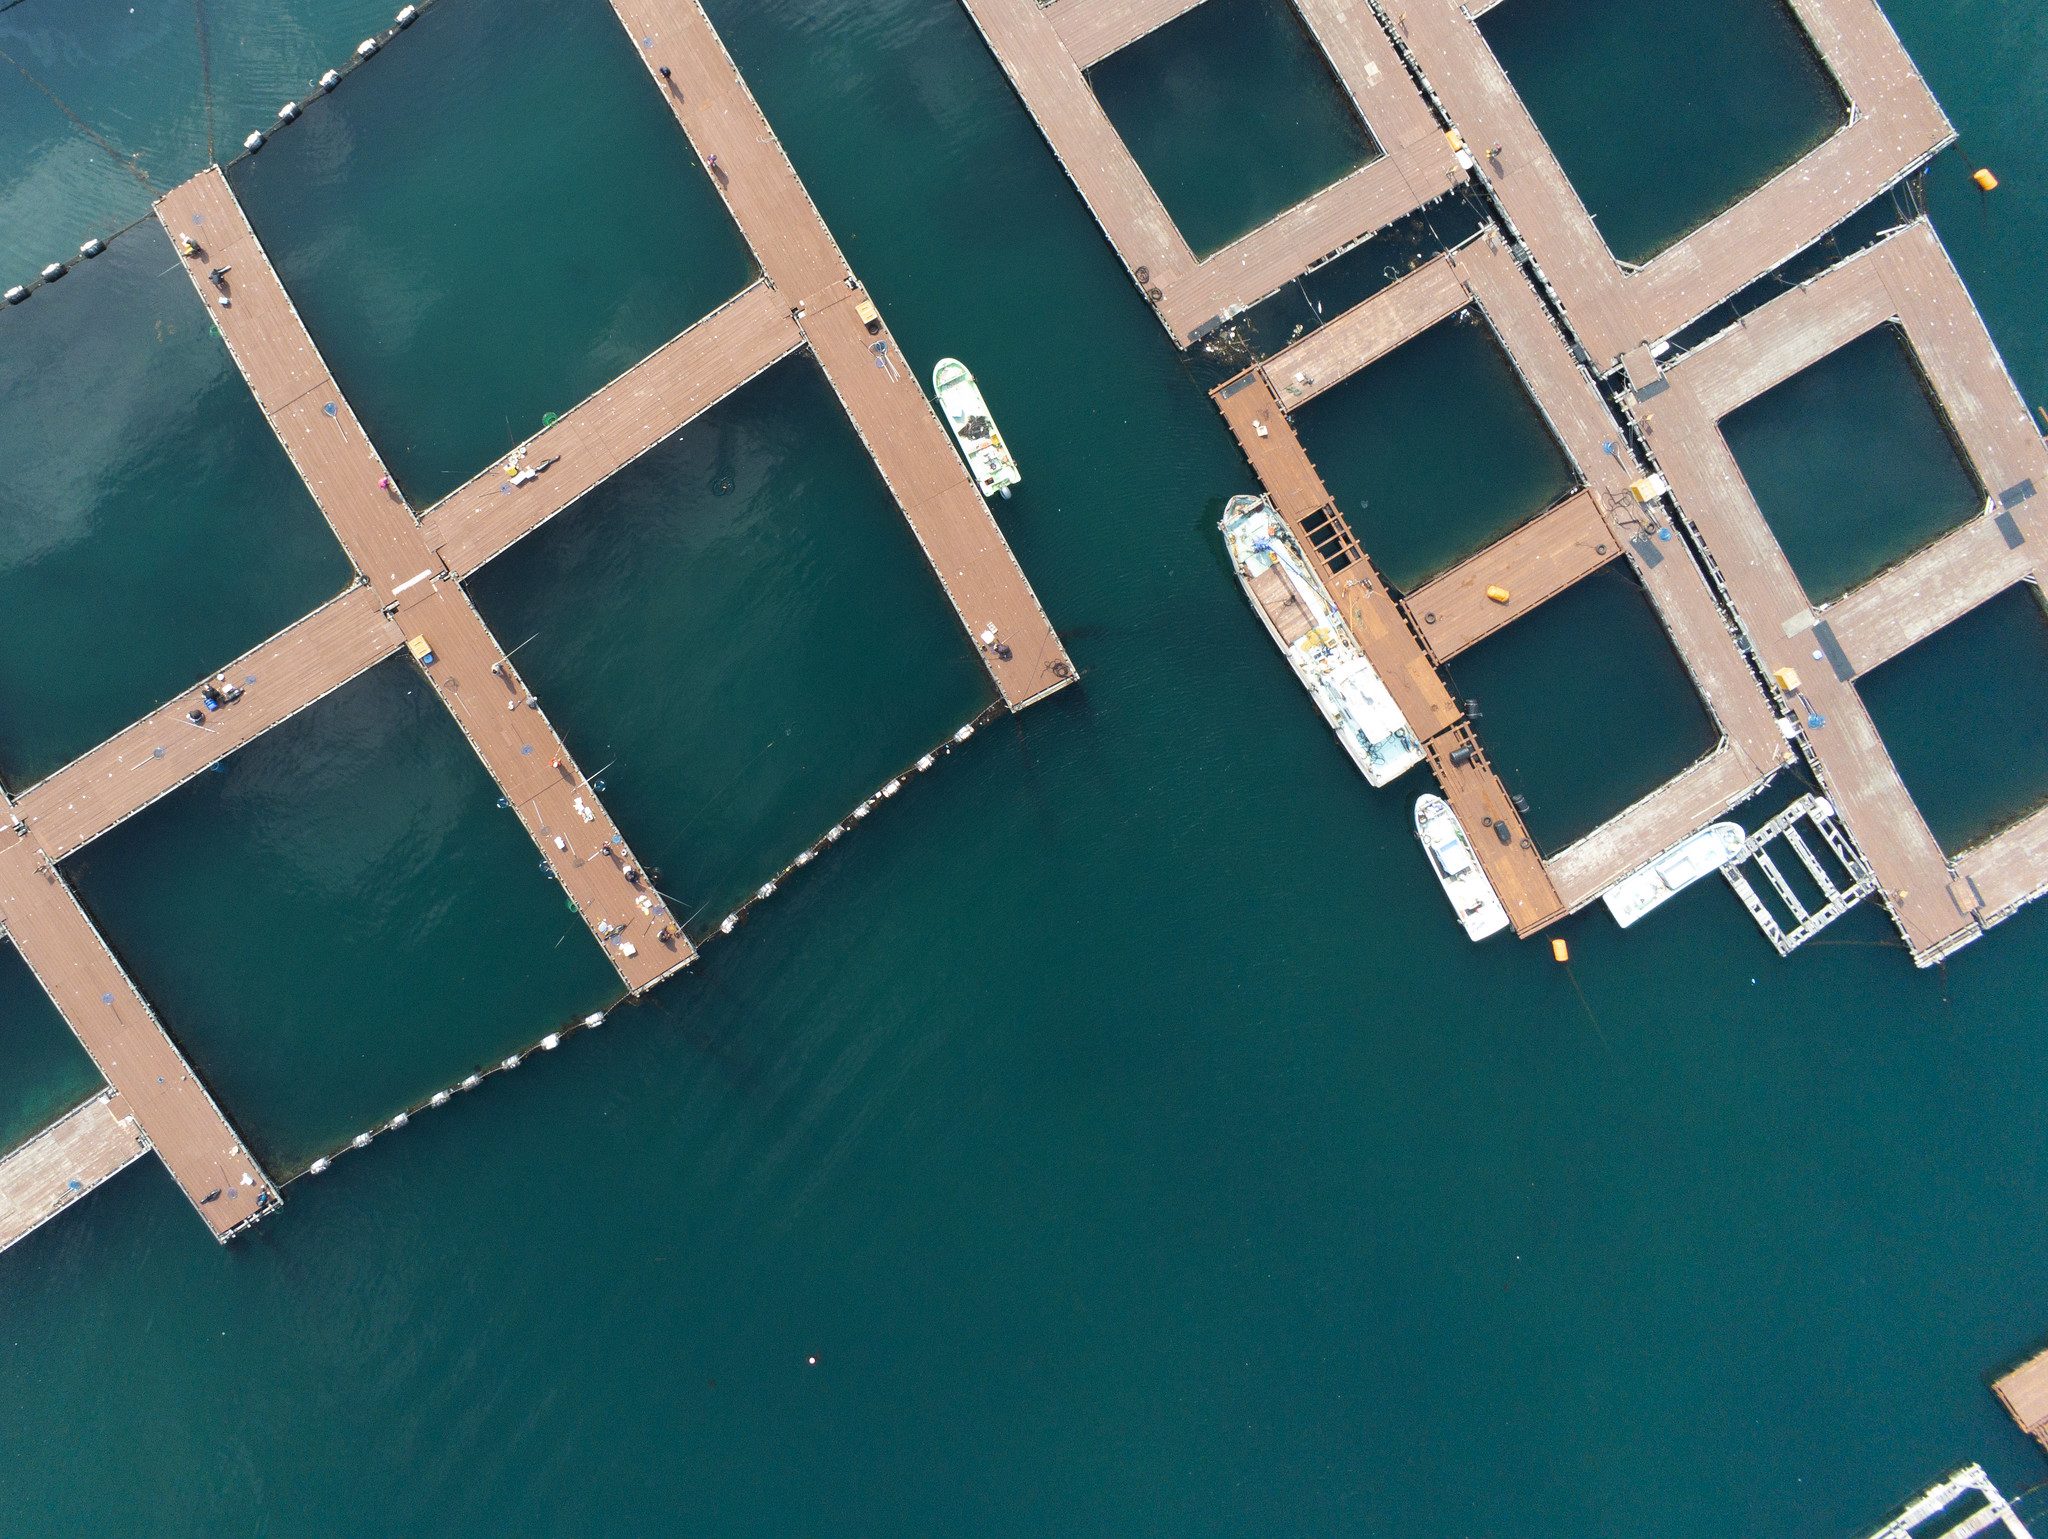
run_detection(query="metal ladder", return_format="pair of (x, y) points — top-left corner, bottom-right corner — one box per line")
(1721, 794), (1878, 955)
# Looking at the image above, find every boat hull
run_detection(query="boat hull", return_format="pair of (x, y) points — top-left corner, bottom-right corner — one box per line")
(1414, 793), (1511, 942)
(932, 358), (1021, 498)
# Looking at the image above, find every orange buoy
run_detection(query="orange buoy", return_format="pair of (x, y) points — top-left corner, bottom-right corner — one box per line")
(1973, 168), (1998, 191)
(1551, 938), (1569, 963)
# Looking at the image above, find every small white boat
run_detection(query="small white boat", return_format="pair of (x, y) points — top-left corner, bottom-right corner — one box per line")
(932, 357), (1020, 499)
(1415, 793), (1510, 941)
(1600, 820), (1747, 929)
(1220, 494), (1423, 787)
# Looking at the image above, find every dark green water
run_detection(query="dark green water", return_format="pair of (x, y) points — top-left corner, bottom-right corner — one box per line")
(466, 353), (991, 930)
(1722, 323), (1985, 604)
(1294, 311), (1577, 591)
(1481, 0), (1847, 265)
(1859, 583), (2048, 855)
(0, 232), (350, 788)
(1447, 566), (1719, 853)
(1088, 0), (1378, 258)
(0, 940), (101, 1155)
(230, 0), (757, 505)
(64, 656), (619, 1173)
(1, 0), (2046, 1535)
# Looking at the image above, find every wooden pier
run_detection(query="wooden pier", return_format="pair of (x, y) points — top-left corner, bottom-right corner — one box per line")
(957, 0), (1464, 343)
(158, 169), (691, 992)
(1994, 1341), (2048, 1453)
(0, 784), (279, 1239)
(1213, 227), (1787, 930)
(1634, 219), (2048, 962)
(0, 0), (1077, 1245)
(0, 1091), (145, 1256)
(608, 0), (1075, 708)
(1386, 0), (1954, 371)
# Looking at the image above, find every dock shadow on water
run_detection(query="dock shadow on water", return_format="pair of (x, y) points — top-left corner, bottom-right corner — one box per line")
(230, 0), (758, 506)
(1479, 0), (1847, 266)
(1291, 311), (1576, 591)
(1858, 582), (2048, 856)
(1446, 565), (1719, 853)
(1721, 322), (1985, 604)
(62, 655), (618, 1174)
(0, 235), (351, 789)
(1085, 0), (1380, 258)
(466, 352), (993, 934)
(0, 941), (103, 1158)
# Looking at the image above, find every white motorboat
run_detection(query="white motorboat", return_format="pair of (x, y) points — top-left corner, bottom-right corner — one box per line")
(1414, 793), (1511, 941)
(1220, 494), (1423, 787)
(932, 357), (1021, 498)
(1600, 820), (1748, 929)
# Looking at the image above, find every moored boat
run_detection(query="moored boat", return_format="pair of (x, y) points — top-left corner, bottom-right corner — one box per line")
(1600, 820), (1747, 929)
(1220, 494), (1423, 788)
(1414, 793), (1510, 941)
(932, 357), (1021, 499)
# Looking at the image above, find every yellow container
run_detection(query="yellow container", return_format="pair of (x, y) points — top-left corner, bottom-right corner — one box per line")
(1973, 168), (1999, 191)
(1444, 128), (1465, 153)
(1773, 665), (1801, 693)
(1486, 585), (1511, 605)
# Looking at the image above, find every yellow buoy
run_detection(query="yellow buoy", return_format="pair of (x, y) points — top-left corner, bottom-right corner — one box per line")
(1973, 168), (1998, 191)
(1486, 585), (1512, 605)
(1551, 938), (1569, 963)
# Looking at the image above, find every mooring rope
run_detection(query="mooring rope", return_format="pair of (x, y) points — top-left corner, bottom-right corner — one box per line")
(0, 47), (156, 192)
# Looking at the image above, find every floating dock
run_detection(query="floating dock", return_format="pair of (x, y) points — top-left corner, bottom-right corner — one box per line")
(0, 1091), (146, 1255)
(975, 0), (2048, 960)
(1860, 1465), (2036, 1539)
(1994, 1341), (2048, 1454)
(0, 0), (1075, 1246)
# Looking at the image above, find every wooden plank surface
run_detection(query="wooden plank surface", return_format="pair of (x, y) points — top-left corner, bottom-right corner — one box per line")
(1994, 1342), (2048, 1446)
(0, 1091), (145, 1256)
(158, 169), (692, 990)
(1045, 0), (1204, 68)
(1422, 724), (1563, 935)
(1406, 488), (1617, 660)
(1261, 251), (1469, 407)
(1543, 744), (1770, 911)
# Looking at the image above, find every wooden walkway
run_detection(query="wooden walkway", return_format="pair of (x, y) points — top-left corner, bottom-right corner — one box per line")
(958, 0), (1463, 343)
(0, 1091), (145, 1256)
(1388, 0), (1953, 370)
(13, 588), (400, 861)
(1994, 1340), (2048, 1453)
(420, 281), (803, 576)
(1407, 488), (1615, 661)
(0, 789), (279, 1239)
(1641, 219), (2048, 961)
(158, 170), (691, 993)
(609, 0), (1074, 708)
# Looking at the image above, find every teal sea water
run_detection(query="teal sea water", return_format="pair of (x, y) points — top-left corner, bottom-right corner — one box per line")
(1481, 0), (1847, 265)
(0, 1), (2046, 1535)
(1723, 323), (1985, 604)
(1088, 0), (1378, 258)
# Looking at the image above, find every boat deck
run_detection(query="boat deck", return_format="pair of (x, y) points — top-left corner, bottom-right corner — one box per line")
(0, 1091), (146, 1257)
(957, 0), (1463, 344)
(1244, 563), (1318, 649)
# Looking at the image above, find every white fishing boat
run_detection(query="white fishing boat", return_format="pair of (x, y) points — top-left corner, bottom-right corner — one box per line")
(1414, 793), (1510, 941)
(932, 357), (1021, 499)
(1220, 494), (1423, 787)
(1600, 820), (1747, 929)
